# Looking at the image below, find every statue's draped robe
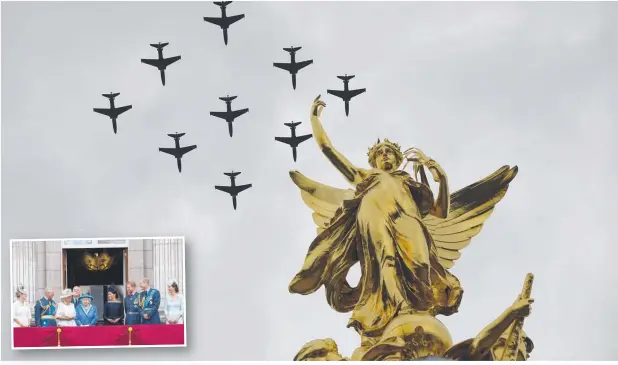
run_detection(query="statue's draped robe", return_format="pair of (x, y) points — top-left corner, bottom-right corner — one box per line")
(290, 170), (462, 335)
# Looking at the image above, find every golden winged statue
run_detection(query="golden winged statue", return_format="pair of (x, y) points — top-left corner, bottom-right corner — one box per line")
(82, 251), (114, 271)
(289, 96), (524, 360)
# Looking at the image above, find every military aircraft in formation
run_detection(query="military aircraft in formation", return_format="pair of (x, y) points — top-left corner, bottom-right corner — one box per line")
(92, 10), (368, 211)
(215, 171), (252, 210)
(210, 95), (249, 137)
(158, 133), (197, 173)
(141, 42), (182, 86)
(274, 122), (313, 162)
(92, 92), (132, 134)
(327, 74), (366, 116)
(273, 46), (313, 90)
(203, 1), (245, 46)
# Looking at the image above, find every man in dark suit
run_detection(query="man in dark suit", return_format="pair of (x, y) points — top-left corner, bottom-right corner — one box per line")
(138, 278), (161, 324)
(124, 280), (141, 325)
(72, 286), (82, 307)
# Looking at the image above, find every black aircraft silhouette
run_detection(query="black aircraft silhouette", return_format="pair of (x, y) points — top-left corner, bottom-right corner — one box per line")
(274, 122), (313, 162)
(203, 1), (245, 46)
(158, 133), (197, 173)
(214, 171), (252, 210)
(327, 74), (366, 116)
(273, 46), (313, 90)
(210, 95), (249, 137)
(141, 42), (181, 86)
(92, 92), (132, 134)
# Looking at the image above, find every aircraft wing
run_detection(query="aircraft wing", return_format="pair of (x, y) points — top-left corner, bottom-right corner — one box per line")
(275, 136), (294, 145)
(178, 145), (197, 156)
(349, 88), (366, 98)
(163, 56), (181, 67)
(295, 134), (313, 144)
(226, 14), (245, 26)
(210, 111), (228, 120)
(141, 58), (162, 68)
(295, 59), (313, 71)
(159, 147), (178, 157)
(214, 185), (234, 195)
(231, 108), (249, 119)
(327, 89), (346, 99)
(204, 16), (225, 27)
(273, 62), (293, 72)
(115, 105), (133, 115)
(235, 184), (252, 194)
(93, 108), (112, 117)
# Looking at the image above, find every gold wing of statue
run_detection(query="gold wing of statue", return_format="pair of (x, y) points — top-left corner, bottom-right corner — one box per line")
(97, 252), (114, 270)
(289, 170), (355, 235)
(83, 253), (98, 271)
(423, 165), (518, 269)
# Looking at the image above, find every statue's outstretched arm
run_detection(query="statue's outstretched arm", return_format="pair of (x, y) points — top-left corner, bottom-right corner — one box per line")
(310, 96), (367, 185)
(469, 297), (533, 358)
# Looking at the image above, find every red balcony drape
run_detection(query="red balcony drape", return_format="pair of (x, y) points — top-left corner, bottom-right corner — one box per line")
(13, 325), (185, 348)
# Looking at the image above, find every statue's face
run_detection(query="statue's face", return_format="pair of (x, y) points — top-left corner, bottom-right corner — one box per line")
(375, 145), (399, 171)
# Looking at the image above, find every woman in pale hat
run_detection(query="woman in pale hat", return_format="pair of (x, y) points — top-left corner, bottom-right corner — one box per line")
(12, 285), (31, 328)
(75, 292), (98, 326)
(164, 279), (185, 324)
(56, 289), (77, 327)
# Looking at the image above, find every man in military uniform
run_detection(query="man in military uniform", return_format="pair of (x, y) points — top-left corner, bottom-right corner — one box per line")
(124, 280), (141, 325)
(138, 278), (161, 324)
(34, 288), (57, 327)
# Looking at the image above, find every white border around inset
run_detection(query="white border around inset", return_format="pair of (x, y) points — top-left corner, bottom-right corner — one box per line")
(9, 236), (188, 351)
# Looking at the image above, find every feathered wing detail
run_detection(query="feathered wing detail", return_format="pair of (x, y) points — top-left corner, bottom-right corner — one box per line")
(289, 170), (355, 234)
(83, 253), (97, 271)
(98, 252), (114, 270)
(423, 165), (519, 269)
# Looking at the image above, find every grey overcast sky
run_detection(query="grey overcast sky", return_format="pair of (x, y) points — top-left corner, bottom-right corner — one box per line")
(2, 1), (617, 361)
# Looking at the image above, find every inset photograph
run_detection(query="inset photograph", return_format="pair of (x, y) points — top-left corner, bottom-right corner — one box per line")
(10, 237), (187, 349)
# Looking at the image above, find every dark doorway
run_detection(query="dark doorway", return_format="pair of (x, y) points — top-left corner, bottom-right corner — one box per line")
(66, 247), (125, 288)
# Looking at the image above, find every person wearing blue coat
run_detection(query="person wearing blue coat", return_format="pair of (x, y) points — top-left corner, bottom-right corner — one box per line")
(75, 293), (98, 326)
(138, 278), (161, 324)
(34, 288), (57, 327)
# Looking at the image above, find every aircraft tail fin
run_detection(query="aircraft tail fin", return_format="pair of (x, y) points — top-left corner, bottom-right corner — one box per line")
(102, 92), (120, 99)
(214, 1), (232, 7)
(284, 122), (302, 128)
(150, 42), (169, 49)
(168, 132), (186, 139)
(337, 75), (355, 81)
(224, 171), (241, 177)
(219, 95), (238, 102)
(283, 46), (302, 53)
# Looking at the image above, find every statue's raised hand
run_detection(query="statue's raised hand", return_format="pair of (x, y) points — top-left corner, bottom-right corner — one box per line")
(404, 147), (442, 182)
(404, 147), (432, 165)
(312, 95), (327, 117)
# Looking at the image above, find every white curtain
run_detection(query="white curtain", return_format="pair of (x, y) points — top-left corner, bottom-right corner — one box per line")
(152, 238), (185, 305)
(11, 241), (36, 307)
